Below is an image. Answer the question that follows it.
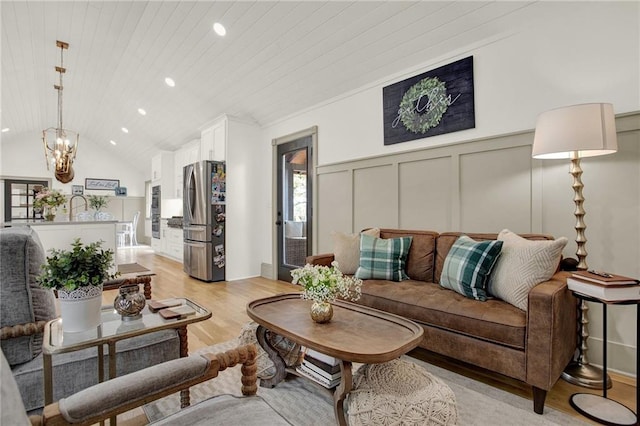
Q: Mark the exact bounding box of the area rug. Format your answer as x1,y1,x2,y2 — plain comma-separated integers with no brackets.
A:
117,263,151,274
144,339,588,425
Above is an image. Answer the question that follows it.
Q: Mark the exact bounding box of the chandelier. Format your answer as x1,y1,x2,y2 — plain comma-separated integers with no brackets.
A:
42,40,79,183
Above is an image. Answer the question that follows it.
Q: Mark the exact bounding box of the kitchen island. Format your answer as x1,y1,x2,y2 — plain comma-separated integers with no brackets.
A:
2,220,119,267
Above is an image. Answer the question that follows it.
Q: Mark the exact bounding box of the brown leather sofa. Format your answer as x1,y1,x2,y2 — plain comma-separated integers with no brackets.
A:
307,229,577,415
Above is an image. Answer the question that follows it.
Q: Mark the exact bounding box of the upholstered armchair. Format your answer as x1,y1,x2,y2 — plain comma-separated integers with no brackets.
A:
0,227,180,414
1,344,290,426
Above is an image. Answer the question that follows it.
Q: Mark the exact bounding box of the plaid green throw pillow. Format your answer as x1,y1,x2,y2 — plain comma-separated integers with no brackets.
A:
355,234,413,281
440,235,503,301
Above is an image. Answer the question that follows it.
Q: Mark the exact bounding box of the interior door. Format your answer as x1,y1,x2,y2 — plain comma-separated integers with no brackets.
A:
276,136,313,282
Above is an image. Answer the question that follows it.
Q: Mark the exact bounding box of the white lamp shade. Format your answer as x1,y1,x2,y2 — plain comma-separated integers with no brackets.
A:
532,103,618,159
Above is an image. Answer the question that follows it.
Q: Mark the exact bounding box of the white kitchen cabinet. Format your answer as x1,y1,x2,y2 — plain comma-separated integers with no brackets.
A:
151,151,175,199
151,236,162,252
157,220,183,262
165,227,183,262
200,119,226,162
151,155,161,181
174,140,200,199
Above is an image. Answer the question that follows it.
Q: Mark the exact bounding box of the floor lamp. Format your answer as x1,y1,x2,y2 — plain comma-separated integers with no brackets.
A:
532,103,618,389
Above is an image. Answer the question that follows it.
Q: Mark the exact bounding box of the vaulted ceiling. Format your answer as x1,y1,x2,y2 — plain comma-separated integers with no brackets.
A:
1,1,540,165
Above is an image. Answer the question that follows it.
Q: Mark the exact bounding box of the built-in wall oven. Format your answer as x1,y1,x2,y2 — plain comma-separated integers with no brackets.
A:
151,185,160,238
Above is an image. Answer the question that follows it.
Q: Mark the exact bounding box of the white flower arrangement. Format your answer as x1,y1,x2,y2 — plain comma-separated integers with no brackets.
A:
33,187,66,209
291,261,362,303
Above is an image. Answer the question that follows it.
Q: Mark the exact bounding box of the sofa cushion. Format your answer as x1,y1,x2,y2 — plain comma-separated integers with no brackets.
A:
439,236,503,301
0,227,57,367
355,234,412,281
488,229,568,311
331,228,380,274
379,229,438,282
356,280,526,350
435,232,554,284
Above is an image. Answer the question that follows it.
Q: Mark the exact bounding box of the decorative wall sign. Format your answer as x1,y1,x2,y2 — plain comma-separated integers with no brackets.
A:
383,56,475,145
85,178,120,190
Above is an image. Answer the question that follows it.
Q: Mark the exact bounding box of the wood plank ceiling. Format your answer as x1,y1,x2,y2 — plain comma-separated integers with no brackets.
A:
1,1,539,165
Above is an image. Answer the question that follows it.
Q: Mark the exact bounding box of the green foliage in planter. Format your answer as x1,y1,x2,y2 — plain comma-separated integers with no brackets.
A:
88,195,108,211
37,239,119,291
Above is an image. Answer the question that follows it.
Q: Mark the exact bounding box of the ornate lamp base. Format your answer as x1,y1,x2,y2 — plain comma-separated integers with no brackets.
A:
562,361,612,389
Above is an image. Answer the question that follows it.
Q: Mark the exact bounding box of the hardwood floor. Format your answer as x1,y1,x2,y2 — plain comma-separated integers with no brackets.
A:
111,246,636,425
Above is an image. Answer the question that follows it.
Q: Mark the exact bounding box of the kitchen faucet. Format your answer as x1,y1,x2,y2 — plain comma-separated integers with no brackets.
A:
69,195,88,220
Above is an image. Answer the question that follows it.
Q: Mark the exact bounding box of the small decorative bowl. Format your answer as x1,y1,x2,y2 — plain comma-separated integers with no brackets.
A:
113,284,146,321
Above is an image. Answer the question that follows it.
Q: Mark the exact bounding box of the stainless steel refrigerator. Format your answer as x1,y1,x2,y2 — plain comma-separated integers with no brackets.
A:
183,160,225,282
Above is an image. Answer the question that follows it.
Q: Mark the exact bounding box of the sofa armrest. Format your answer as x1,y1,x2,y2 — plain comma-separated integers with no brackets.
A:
41,344,257,426
305,253,334,267
526,271,577,390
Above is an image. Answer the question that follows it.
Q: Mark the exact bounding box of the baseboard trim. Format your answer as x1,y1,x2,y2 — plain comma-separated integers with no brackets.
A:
261,262,273,279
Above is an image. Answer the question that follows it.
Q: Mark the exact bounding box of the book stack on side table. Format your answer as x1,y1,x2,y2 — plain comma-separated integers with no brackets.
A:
567,270,640,302
296,348,342,389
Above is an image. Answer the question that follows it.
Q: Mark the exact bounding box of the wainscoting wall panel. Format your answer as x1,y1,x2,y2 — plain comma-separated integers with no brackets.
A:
316,130,538,254
314,111,639,376
353,164,396,232
398,157,452,231
317,170,352,253
459,145,532,232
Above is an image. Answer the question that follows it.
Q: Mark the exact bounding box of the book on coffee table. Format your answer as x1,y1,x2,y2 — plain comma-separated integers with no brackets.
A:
302,359,341,380
148,298,183,312
159,305,197,320
295,364,341,388
304,354,341,375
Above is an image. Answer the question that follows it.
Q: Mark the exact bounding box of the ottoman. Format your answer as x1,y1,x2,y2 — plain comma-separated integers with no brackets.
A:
347,359,458,426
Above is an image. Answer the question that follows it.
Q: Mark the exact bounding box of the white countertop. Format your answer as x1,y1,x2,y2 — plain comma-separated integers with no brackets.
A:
2,220,118,227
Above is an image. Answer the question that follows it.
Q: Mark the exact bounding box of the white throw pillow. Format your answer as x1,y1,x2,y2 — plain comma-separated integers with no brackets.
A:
488,229,568,311
331,228,380,274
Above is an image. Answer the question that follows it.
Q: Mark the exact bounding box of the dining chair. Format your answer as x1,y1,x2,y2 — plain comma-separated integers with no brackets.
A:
116,211,140,247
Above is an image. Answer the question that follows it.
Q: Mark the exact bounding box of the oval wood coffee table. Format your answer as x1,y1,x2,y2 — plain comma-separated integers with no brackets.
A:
247,293,424,426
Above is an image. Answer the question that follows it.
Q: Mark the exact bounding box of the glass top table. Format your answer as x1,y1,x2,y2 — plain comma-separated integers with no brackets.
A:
42,298,211,409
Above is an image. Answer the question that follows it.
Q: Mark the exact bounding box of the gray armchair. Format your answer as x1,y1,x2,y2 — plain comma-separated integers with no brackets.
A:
0,227,180,414
1,344,289,426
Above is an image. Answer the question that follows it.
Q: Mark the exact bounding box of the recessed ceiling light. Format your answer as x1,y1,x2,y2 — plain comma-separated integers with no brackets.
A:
110,140,117,146
121,127,129,133
138,108,147,116
213,22,226,36
1,128,9,133
165,77,175,87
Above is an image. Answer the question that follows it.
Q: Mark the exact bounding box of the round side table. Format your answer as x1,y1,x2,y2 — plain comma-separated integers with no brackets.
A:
568,293,638,426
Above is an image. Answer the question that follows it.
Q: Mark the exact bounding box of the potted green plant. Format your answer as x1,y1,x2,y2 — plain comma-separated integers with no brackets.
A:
37,239,119,332
33,187,67,221
290,261,362,323
88,195,109,220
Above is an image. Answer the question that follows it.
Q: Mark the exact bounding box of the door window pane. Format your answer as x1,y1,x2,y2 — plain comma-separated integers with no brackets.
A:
282,148,308,267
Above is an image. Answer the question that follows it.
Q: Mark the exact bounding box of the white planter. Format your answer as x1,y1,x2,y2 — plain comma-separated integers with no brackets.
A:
57,284,103,333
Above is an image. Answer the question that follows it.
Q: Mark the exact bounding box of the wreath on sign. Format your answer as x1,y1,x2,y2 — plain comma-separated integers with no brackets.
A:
399,77,449,134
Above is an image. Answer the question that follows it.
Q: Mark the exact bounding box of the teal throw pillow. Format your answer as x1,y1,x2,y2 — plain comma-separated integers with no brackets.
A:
440,235,503,301
355,234,413,282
